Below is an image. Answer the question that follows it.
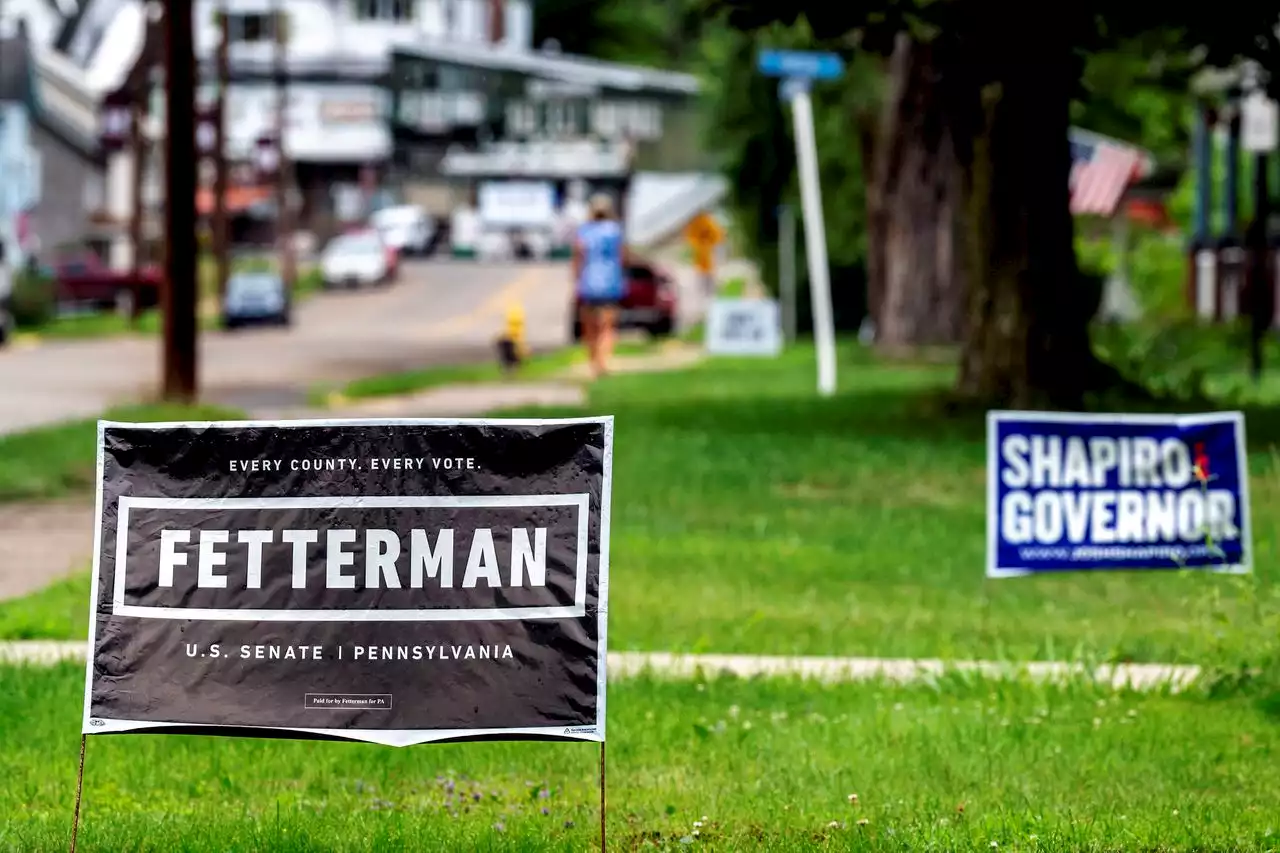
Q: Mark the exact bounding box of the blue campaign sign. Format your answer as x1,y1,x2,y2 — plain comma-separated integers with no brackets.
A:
986,411,1251,578
757,50,844,81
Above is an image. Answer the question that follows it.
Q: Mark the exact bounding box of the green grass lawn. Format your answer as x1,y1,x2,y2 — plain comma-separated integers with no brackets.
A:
4,664,1280,852
0,403,243,503
29,309,221,341
0,575,87,640
9,337,1280,850
7,343,1280,673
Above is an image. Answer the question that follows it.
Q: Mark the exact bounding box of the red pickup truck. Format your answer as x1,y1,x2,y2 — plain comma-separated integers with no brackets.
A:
48,252,165,314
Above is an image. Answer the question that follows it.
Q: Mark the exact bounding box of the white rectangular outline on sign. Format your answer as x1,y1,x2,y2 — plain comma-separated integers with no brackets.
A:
111,493,591,622
82,415,614,746
985,410,1252,579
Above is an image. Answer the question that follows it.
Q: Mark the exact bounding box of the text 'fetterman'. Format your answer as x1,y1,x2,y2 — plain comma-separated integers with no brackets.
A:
154,527,550,590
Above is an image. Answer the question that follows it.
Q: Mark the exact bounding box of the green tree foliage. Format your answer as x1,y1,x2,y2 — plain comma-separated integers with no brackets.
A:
531,0,707,67
705,0,1280,406
1073,30,1200,168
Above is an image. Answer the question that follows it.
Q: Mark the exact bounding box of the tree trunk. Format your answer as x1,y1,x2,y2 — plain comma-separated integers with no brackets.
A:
873,34,968,351
956,32,1113,408
859,112,885,330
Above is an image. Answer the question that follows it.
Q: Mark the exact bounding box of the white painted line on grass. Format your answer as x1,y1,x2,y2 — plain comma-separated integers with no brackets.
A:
610,651,1201,692
0,642,1201,691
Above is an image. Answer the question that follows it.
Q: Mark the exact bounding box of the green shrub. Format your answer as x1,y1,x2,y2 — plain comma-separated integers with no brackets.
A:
1076,228,1188,320
9,269,56,328
1127,231,1188,318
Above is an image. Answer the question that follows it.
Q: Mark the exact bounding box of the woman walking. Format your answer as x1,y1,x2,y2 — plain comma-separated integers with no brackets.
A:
572,193,628,378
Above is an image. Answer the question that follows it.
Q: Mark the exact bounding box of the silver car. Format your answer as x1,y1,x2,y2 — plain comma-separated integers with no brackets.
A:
222,271,290,330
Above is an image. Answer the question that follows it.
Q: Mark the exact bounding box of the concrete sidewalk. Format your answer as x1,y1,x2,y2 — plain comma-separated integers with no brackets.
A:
0,641,1201,692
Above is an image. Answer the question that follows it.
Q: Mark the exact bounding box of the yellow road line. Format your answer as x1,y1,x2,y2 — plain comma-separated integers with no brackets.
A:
417,266,554,339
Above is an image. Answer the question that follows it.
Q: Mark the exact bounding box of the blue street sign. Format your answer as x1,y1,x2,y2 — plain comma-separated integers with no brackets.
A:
757,50,844,81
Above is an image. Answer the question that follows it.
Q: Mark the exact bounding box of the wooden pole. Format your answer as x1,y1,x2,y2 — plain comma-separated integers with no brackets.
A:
214,8,230,302
598,741,607,853
127,99,146,325
161,0,198,400
488,0,505,44
67,735,87,853
274,0,295,293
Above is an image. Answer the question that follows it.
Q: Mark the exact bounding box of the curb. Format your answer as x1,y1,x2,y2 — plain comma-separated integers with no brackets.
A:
0,642,1201,691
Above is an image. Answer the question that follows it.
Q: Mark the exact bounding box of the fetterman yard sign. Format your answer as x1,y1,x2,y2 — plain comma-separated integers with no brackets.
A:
81,416,613,746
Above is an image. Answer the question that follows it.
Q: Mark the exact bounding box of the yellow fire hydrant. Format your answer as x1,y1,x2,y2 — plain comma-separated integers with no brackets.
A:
496,301,528,374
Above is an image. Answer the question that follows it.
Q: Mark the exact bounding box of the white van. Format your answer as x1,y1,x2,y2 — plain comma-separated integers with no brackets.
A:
369,205,437,257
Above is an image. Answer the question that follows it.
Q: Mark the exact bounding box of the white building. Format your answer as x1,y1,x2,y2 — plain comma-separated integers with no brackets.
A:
3,0,532,263
3,0,722,265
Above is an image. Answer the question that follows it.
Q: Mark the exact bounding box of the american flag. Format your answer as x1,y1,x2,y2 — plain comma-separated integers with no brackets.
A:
1068,129,1150,217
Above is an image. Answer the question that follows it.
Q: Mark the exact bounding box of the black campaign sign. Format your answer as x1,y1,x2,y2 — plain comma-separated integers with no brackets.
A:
83,417,613,747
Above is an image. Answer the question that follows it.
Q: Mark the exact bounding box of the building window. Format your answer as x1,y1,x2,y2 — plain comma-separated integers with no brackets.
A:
228,13,279,43
353,0,416,20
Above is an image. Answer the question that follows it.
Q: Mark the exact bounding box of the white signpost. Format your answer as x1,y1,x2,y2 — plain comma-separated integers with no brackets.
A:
777,203,797,344
705,298,784,357
757,49,844,396
1242,90,1278,153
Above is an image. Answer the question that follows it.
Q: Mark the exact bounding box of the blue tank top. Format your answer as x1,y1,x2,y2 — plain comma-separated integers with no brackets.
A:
576,220,625,301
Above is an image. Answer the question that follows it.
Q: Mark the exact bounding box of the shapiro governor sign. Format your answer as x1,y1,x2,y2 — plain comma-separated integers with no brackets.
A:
82,416,614,747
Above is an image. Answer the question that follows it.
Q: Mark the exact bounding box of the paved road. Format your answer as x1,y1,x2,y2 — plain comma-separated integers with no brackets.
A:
0,260,575,434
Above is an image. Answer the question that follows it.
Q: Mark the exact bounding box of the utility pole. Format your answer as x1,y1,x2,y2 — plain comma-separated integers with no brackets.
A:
127,97,146,325
161,0,198,401
274,0,295,293
214,7,230,301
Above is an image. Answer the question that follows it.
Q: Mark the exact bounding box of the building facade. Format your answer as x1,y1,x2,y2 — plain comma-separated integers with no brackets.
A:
7,0,535,260
386,41,706,217
6,0,714,263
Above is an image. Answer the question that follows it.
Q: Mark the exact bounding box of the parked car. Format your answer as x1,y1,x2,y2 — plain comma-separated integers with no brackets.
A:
571,259,677,340
369,205,438,257
48,250,164,315
343,225,399,281
222,271,290,330
319,231,390,289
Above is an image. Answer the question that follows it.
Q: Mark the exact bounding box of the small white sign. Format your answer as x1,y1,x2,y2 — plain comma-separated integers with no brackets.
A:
705,298,783,357
478,181,556,229
1242,91,1278,152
